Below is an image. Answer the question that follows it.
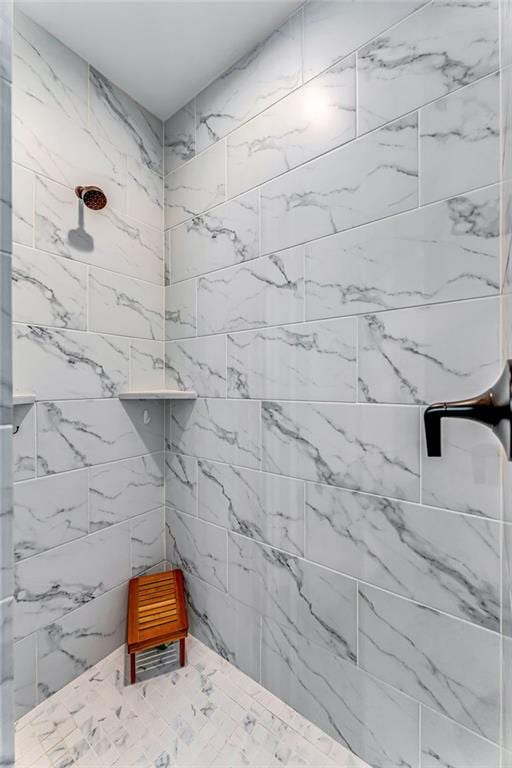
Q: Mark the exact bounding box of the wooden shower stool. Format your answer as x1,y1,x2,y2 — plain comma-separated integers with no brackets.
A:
127,569,188,684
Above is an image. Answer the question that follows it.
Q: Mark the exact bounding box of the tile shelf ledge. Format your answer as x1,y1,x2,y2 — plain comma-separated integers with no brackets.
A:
13,394,36,406
118,390,197,400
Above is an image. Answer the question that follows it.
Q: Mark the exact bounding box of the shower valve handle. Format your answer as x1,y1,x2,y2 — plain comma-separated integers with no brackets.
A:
424,360,512,460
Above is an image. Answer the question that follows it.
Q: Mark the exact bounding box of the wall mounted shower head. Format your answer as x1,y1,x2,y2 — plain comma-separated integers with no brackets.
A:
75,185,107,210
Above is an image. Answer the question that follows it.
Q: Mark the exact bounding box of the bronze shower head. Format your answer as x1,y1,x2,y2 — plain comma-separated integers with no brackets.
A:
75,185,107,210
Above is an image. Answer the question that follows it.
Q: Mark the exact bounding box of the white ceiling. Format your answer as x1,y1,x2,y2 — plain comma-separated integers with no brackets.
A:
17,0,303,120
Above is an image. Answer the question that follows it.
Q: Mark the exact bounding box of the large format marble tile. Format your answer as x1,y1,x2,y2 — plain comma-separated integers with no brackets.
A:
261,618,419,768
36,399,164,475
228,317,356,401
14,10,87,126
166,507,227,591
0,253,11,428
185,573,260,682
164,141,225,228
0,598,14,767
357,0,499,133
421,418,500,518
13,325,129,399
164,100,195,174
14,633,36,720
305,186,500,320
0,0,12,83
35,177,163,286
12,245,86,329
89,67,162,175
302,0,425,82
13,470,88,561
197,248,304,335
227,56,356,198
262,401,419,501
358,298,500,405
12,403,35,482
166,335,226,398
88,267,163,340
420,73,500,205
0,76,11,259
0,427,12,601
129,339,164,391
12,164,33,247
131,508,165,577
421,708,500,768
195,12,301,152
229,532,356,660
305,483,500,630
358,585,500,741
14,91,127,214
14,522,130,640
170,399,261,470
198,460,304,555
165,280,196,340
36,583,127,701
127,158,162,230
169,190,259,283
260,115,418,254
165,452,197,517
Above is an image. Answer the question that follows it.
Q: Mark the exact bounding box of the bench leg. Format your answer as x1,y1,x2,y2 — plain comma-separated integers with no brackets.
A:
130,652,136,684
179,638,186,667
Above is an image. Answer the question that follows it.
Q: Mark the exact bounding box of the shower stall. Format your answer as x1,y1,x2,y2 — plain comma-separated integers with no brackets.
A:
1,0,512,765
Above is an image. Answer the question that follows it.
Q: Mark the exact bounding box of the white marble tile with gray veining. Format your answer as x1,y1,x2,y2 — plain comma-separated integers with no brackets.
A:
0,253,11,428
262,401,419,501
0,0,12,83
88,267,163,340
89,452,164,531
306,186,500,321
305,483,499,630
127,158,163,230
169,190,259,283
302,0,425,82
420,73,500,205
195,12,301,152
260,115,418,254
164,100,195,174
13,470,88,561
13,324,129,400
131,508,165,577
12,404,35,482
164,141,225,229
35,177,163,285
166,335,226,397
358,298,500,405
228,317,356,401
197,248,304,335
421,418,501,518
421,708,500,768
36,399,164,475
89,66,162,174
165,280,196,340
12,164,33,247
14,633,36,720
357,0,499,134
358,585,500,741
198,460,304,555
165,452,197,516
261,618,419,768
227,56,356,198
14,522,130,641
0,597,14,766
37,584,127,701
166,507,227,591
229,532,356,660
0,76,11,262
14,10,88,125
170,398,261,470
12,244,86,330
129,339,164,391
0,427,12,601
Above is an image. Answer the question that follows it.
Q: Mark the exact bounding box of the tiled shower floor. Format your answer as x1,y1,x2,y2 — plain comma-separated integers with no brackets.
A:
15,637,368,768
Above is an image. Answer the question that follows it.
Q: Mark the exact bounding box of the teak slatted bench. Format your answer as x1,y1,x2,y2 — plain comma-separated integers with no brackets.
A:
127,569,188,684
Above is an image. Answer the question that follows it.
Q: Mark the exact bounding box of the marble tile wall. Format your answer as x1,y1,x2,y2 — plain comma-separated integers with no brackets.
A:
11,10,166,720
163,1,510,766
0,1,14,764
